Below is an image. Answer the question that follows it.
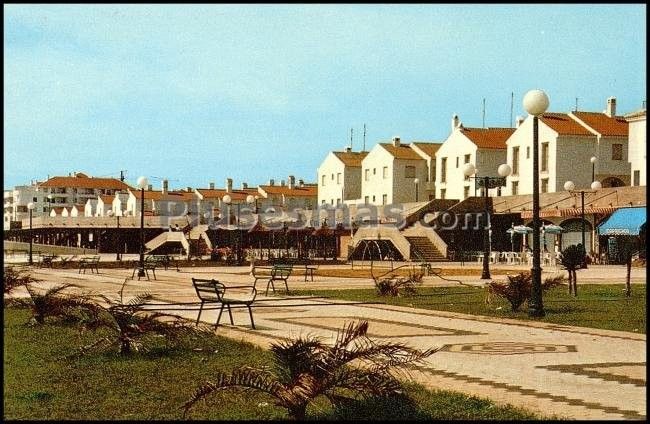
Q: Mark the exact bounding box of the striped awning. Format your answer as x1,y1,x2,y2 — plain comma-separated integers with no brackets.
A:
521,206,618,219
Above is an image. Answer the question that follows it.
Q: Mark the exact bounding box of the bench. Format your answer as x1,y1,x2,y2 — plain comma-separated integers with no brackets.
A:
192,278,256,329
270,258,317,282
78,256,100,274
252,264,293,296
131,257,158,280
38,253,58,268
150,254,180,271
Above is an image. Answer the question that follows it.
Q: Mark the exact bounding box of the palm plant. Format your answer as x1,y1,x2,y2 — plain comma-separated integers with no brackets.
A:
16,283,100,325
560,245,585,296
372,265,424,297
3,266,40,296
183,320,437,420
486,272,566,311
76,279,215,356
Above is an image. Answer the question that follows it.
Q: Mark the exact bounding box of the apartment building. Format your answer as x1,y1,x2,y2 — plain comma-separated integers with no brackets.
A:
625,106,646,187
317,148,368,206
435,115,515,200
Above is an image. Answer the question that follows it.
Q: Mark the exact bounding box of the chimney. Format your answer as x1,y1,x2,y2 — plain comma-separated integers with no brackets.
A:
269,179,275,186
288,175,295,189
452,114,460,131
281,179,286,186
186,186,191,192
162,179,168,194
516,115,524,128
606,97,616,117
226,178,233,193
345,146,352,153
392,136,401,147
147,184,152,191
242,182,248,189
209,182,215,190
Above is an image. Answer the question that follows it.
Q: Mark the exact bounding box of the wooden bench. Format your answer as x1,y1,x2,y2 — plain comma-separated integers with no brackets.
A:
150,254,179,271
192,278,256,329
271,258,317,282
78,256,100,274
252,264,293,296
38,253,58,269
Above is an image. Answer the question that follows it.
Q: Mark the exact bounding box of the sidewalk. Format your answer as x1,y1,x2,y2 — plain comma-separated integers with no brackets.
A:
22,265,648,420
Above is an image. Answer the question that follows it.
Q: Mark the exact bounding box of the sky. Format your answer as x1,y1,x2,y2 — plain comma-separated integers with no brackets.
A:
4,4,646,191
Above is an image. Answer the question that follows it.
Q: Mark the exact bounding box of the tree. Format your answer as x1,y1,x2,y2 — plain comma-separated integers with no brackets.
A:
560,245,584,297
183,320,437,420
615,236,640,297
15,282,100,325
486,272,565,311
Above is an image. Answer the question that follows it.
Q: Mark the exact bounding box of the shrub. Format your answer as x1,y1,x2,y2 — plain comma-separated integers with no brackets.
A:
374,271,423,297
486,272,566,312
3,266,40,296
183,320,437,420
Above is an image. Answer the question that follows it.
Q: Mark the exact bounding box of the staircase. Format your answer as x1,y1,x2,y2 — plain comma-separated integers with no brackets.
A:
406,236,448,262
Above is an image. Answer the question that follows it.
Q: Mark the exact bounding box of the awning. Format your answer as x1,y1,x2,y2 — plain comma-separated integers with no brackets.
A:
521,206,618,219
598,207,646,236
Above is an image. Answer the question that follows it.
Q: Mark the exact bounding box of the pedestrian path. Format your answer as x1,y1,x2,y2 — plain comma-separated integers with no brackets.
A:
24,266,647,420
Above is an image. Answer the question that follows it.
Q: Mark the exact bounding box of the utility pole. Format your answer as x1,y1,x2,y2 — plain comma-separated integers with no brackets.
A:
363,124,366,152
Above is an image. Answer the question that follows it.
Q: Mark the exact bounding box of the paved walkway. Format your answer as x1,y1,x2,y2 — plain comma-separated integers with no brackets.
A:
21,265,647,420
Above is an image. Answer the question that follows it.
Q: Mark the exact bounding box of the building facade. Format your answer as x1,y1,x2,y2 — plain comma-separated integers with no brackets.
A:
625,106,646,187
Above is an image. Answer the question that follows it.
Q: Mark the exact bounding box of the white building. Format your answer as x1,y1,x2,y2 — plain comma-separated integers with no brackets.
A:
625,106,646,187
435,115,515,200
37,172,132,210
258,176,317,211
410,141,443,200
3,183,47,230
360,137,429,205
317,149,368,206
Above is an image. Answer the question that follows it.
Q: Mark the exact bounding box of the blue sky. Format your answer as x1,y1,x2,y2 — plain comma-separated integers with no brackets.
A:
4,4,646,190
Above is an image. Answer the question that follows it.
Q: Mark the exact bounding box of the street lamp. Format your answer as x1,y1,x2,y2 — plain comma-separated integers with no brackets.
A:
414,178,419,202
27,201,35,265
462,162,511,279
523,89,550,317
136,176,148,277
47,194,53,215
564,180,601,268
107,210,121,260
590,156,597,183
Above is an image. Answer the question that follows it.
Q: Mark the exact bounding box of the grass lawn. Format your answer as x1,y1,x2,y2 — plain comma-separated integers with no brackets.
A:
290,284,646,334
4,307,543,420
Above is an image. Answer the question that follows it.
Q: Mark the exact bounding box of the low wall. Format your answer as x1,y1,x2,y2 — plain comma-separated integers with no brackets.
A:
4,240,98,255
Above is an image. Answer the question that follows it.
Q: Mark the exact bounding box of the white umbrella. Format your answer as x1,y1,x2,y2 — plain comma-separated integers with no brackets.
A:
542,224,564,234
506,225,533,234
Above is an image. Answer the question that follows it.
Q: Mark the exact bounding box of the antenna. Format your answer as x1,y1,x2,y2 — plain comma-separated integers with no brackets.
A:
350,127,353,150
482,98,486,128
575,97,578,112
363,124,366,152
120,170,126,182
510,92,514,127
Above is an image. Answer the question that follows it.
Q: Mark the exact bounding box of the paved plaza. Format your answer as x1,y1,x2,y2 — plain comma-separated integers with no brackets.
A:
14,263,648,420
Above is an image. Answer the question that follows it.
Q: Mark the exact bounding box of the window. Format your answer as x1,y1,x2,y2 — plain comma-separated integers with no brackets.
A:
634,170,640,186
405,166,416,178
373,168,376,175
33,197,37,202
526,146,530,159
321,200,326,205
331,173,334,181
541,143,549,172
372,195,376,203
364,196,369,204
440,158,447,183
541,178,548,193
463,186,469,199
612,143,623,160
382,166,388,179
382,194,387,205
321,175,326,186
336,173,341,184
336,198,341,205
331,199,334,205
42,207,46,212
364,169,369,181
440,189,446,199
512,181,519,195
512,146,519,175
456,157,459,168
464,154,470,164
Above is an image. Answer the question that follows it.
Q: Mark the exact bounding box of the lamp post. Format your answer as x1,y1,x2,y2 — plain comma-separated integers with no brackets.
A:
462,162,511,279
27,201,35,265
564,180,602,268
136,176,148,277
414,178,419,202
523,89,550,317
223,194,256,265
590,156,597,183
107,210,121,261
47,194,53,215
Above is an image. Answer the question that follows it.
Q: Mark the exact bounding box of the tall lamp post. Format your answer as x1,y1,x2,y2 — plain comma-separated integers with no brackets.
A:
27,201,35,265
136,176,148,277
523,89,550,317
46,194,53,215
414,178,419,202
107,210,121,261
462,162,512,279
564,180,602,268
223,194,256,265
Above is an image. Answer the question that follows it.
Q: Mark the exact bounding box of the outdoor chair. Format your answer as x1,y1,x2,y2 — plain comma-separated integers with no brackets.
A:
78,256,100,274
191,278,256,329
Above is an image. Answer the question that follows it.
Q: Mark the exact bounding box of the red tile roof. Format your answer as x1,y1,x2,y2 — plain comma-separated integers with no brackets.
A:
379,143,425,160
195,189,253,201
40,175,132,190
539,113,593,136
411,142,443,158
332,151,368,167
131,189,195,202
98,195,113,204
571,112,628,137
259,185,317,197
460,127,515,149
